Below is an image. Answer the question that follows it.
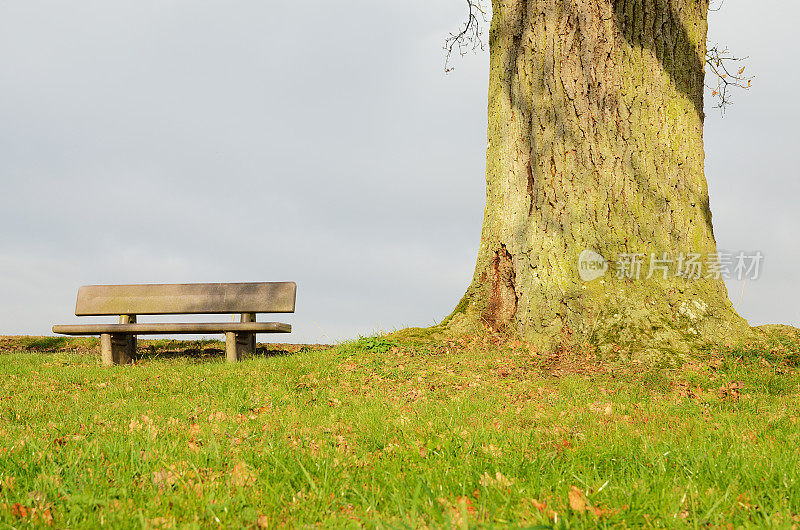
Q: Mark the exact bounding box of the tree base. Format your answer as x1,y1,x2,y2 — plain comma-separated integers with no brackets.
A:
441,276,759,366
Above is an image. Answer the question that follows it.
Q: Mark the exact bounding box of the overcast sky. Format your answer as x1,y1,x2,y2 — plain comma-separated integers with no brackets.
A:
1,1,797,343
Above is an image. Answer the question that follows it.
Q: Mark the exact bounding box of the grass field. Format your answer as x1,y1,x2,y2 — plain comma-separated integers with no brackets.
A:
1,331,799,528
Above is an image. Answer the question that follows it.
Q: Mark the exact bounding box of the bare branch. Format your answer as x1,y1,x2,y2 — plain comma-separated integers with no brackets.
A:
445,2,753,114
705,45,754,114
708,0,726,12
444,0,487,73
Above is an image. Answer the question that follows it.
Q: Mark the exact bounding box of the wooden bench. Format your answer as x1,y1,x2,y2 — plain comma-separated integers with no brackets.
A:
52,282,296,365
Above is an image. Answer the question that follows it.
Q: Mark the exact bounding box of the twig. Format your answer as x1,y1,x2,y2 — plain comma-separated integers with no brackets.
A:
444,0,487,73
706,45,754,114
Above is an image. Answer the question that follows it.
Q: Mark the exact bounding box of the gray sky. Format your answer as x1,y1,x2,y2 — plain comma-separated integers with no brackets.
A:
1,1,797,343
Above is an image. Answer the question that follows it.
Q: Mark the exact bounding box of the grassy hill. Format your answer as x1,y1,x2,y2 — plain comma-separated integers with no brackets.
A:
0,331,799,528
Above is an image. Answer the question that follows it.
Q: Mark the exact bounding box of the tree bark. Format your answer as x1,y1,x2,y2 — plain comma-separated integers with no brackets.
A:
446,0,754,361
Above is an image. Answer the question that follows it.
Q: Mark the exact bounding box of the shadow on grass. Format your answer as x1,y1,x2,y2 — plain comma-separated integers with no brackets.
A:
134,342,331,363
0,336,331,363
0,335,99,354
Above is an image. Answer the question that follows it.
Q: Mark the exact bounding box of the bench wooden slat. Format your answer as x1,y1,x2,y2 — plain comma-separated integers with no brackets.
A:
52,322,291,336
74,282,296,316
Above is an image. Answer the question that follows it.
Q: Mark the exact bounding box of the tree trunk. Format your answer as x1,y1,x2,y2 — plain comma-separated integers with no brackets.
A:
445,0,754,361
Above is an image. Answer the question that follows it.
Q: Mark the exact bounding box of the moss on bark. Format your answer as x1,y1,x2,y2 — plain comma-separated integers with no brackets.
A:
446,0,757,358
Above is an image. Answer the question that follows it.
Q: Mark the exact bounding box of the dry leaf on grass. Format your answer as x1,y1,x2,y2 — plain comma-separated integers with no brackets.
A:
719,381,743,402
479,471,514,488
148,516,172,528
41,507,54,525
0,476,15,491
568,486,587,512
438,496,478,527
152,469,179,489
230,462,256,487
675,381,704,399
530,498,547,511
11,503,29,519
590,505,619,517
567,486,622,518
6,501,54,525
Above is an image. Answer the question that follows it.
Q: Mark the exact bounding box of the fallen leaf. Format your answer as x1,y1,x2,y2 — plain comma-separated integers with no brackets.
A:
590,505,619,518
230,462,256,487
479,471,514,488
438,496,477,527
11,503,29,519
456,496,476,516
149,516,171,528
719,381,743,402
568,486,587,512
0,476,15,491
152,469,178,489
41,507,54,525
531,499,547,511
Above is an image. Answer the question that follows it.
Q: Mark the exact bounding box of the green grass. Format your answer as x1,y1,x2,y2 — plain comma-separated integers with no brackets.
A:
1,334,800,528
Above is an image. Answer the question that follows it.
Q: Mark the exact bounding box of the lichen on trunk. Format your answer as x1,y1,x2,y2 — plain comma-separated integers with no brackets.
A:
445,0,755,361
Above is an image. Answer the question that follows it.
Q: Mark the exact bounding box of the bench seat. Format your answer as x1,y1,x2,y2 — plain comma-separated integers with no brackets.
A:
53,282,296,365
52,322,291,335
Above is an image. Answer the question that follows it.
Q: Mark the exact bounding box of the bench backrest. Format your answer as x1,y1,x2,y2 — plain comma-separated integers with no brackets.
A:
74,282,296,316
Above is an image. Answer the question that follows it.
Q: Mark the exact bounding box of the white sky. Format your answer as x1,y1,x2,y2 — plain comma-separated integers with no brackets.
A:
0,0,797,343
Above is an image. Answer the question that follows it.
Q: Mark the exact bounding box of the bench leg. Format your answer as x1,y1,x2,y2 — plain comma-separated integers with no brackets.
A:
120,315,137,361
225,332,255,362
240,313,256,353
100,333,134,366
244,333,256,353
